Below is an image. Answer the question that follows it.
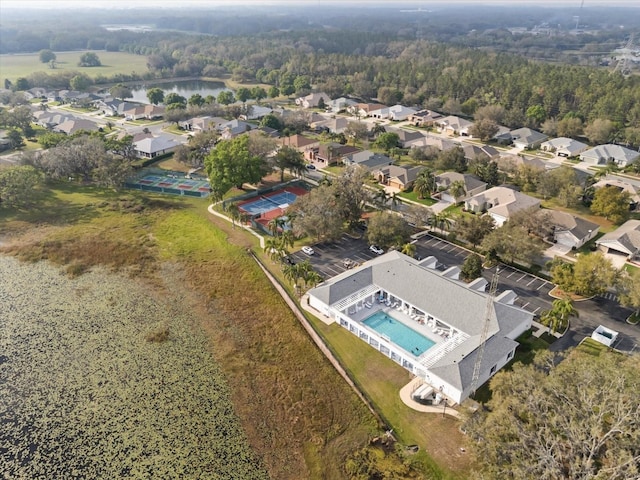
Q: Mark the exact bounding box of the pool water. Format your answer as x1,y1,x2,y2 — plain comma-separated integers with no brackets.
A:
363,311,435,356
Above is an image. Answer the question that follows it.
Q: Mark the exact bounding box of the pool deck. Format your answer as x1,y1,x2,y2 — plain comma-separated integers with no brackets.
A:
301,294,459,416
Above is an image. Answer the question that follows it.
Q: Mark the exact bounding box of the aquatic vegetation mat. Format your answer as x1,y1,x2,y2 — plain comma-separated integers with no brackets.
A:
0,257,268,479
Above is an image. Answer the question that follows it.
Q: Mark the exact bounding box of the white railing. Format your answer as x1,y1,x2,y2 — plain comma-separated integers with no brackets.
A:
419,333,469,369
332,284,379,312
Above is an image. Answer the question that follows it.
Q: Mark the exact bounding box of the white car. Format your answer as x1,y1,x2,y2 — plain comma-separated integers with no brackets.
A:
369,245,384,255
301,246,315,255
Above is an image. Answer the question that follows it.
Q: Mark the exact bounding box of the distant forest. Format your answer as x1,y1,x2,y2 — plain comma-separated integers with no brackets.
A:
2,5,640,144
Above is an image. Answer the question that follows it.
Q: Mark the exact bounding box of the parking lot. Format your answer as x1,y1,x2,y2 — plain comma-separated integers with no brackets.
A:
290,231,638,352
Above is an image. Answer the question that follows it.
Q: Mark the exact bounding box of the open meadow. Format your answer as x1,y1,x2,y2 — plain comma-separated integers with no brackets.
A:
0,51,149,83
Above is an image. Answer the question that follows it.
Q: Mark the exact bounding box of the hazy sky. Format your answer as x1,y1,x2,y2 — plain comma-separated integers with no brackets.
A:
2,0,639,8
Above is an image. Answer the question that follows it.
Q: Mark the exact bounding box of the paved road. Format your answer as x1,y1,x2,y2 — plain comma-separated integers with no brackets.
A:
293,232,639,353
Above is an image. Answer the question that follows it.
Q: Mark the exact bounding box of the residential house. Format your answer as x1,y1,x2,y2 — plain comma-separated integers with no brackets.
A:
579,144,640,167
54,118,100,135
372,165,423,191
465,186,541,226
510,128,548,150
384,127,425,148
218,119,256,139
34,112,74,129
493,125,513,144
540,137,589,157
495,153,550,173
369,105,418,122
343,150,393,172
180,116,226,132
133,134,180,159
544,210,599,249
307,250,533,404
437,116,474,137
279,134,320,156
309,143,360,166
295,92,331,109
257,126,280,138
596,219,640,265
241,105,272,120
348,103,388,118
123,105,147,121
328,97,358,113
405,134,458,152
435,172,487,204
408,109,444,127
143,104,165,120
463,144,500,161
592,179,640,211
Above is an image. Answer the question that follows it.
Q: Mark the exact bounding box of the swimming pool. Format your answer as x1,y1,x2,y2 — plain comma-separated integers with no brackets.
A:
363,311,435,356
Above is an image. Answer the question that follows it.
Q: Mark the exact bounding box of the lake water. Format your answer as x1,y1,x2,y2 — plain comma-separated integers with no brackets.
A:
126,80,232,104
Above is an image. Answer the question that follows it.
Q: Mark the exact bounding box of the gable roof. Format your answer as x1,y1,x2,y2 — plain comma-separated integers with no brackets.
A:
462,144,499,160
581,144,640,166
384,127,424,144
592,179,640,204
438,115,473,131
344,150,393,170
596,220,640,255
54,118,99,134
467,186,540,217
436,172,487,192
405,134,457,151
540,137,588,154
510,128,548,145
374,165,423,185
544,210,599,240
280,134,318,149
133,134,179,154
309,251,532,395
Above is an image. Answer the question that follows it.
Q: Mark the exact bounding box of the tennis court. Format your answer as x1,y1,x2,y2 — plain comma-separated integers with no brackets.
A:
125,170,211,197
238,188,303,216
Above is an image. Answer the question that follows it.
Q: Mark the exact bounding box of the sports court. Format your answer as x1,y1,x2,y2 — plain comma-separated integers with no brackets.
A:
237,186,308,231
125,169,211,197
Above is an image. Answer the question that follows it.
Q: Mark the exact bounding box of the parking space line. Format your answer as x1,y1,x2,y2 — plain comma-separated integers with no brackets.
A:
521,302,530,309
536,282,547,291
526,278,537,287
447,246,458,253
517,274,527,282
506,270,516,278
532,307,540,314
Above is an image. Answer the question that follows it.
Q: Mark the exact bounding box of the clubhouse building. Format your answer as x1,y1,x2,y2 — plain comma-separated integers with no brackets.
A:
307,251,533,404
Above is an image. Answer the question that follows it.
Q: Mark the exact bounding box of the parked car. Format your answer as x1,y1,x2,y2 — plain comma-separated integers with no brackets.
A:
283,256,296,265
369,245,384,255
342,258,354,268
306,164,316,170
302,246,315,255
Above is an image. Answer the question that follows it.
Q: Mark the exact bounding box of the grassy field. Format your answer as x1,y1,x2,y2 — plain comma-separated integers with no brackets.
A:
0,51,149,83
1,184,423,479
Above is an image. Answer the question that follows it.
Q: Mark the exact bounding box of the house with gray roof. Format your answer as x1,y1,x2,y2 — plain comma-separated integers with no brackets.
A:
328,97,358,113
218,119,256,139
437,116,474,136
405,134,458,152
540,137,588,157
465,186,541,226
343,150,393,172
463,144,499,161
408,109,444,127
596,220,640,265
307,251,533,404
580,144,640,167
436,172,487,204
295,92,331,109
384,127,425,148
544,210,599,249
133,134,180,159
369,105,418,122
592,178,640,211
53,118,100,135
372,165,423,191
510,128,548,150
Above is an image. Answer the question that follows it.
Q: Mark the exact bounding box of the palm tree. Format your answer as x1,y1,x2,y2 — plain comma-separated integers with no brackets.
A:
226,203,241,228
449,180,466,203
401,242,417,258
263,238,283,262
279,230,295,251
434,211,453,232
540,297,578,334
414,168,435,199
372,189,389,209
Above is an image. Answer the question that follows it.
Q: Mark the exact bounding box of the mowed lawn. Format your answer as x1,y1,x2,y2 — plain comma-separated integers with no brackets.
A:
0,51,149,83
